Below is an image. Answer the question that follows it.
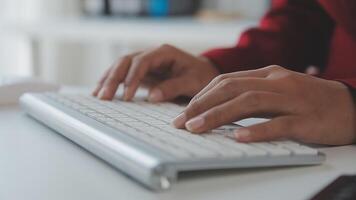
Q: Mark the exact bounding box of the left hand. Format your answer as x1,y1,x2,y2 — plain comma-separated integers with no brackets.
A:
173,65,356,145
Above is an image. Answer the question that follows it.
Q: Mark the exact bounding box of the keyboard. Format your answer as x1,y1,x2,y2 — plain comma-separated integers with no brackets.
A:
20,93,325,191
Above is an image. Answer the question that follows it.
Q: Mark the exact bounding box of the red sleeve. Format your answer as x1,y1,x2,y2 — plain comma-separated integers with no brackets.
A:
340,79,356,88
202,0,334,74
319,0,356,36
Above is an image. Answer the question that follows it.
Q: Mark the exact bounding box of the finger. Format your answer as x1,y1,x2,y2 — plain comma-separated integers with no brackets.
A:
183,91,293,133
123,45,175,101
92,67,112,96
174,78,278,128
191,68,270,103
148,76,191,102
98,54,136,100
235,116,297,142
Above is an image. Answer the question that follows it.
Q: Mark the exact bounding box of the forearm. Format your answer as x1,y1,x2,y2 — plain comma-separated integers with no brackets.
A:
338,79,356,142
338,79,356,101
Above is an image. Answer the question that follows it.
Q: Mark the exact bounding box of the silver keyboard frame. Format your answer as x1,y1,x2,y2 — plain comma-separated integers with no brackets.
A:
20,93,326,191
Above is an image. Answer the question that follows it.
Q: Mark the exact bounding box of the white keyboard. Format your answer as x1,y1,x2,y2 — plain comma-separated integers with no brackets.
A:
20,93,325,190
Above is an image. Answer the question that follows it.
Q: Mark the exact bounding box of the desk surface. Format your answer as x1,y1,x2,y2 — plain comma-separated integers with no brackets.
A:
1,104,355,200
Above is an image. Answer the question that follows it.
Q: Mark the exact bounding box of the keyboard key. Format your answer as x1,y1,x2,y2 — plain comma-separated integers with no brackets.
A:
251,143,291,156
284,145,318,156
203,134,267,157
47,94,320,161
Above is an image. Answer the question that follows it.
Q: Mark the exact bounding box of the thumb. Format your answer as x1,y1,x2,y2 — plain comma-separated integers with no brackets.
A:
235,117,296,142
148,77,190,102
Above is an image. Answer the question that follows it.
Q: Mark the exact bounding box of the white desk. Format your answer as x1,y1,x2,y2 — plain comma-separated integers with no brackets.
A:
1,101,356,200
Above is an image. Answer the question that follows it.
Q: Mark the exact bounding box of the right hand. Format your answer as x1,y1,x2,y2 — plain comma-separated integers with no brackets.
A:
93,44,220,102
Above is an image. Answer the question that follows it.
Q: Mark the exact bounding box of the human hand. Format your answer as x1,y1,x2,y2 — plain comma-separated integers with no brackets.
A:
173,65,356,145
93,44,220,102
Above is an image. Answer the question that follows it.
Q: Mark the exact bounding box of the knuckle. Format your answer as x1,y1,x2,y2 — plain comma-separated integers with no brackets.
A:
121,55,132,62
278,72,300,89
131,55,152,73
160,44,175,51
265,65,285,72
132,54,147,64
214,74,229,83
115,55,132,67
268,69,301,91
218,78,235,90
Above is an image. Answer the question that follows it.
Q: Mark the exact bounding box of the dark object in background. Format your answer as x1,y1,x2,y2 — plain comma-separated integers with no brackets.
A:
82,0,201,17
310,175,356,200
82,0,110,16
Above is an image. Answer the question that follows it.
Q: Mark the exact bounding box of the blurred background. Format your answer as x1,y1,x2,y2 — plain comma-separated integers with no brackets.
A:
0,0,270,86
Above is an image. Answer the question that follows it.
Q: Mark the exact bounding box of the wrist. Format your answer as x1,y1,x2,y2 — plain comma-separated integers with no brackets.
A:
340,82,356,143
198,56,221,76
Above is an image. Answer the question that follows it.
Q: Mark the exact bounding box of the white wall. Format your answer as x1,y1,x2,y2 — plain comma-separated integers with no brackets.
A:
0,34,32,77
203,0,269,19
0,0,268,84
0,0,30,77
0,0,82,78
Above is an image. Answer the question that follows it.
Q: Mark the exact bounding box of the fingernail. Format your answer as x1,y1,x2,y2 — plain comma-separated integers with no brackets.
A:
185,117,205,132
173,113,186,128
148,89,163,102
235,129,251,141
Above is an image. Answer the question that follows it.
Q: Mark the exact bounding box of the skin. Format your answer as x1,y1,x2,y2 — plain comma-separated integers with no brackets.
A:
93,44,219,102
173,65,356,145
94,45,356,145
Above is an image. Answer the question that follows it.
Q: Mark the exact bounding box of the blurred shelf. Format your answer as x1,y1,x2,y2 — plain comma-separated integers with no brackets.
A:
0,17,257,85
1,17,256,47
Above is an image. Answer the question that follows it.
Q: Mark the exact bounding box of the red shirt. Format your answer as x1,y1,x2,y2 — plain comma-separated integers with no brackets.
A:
203,0,356,93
